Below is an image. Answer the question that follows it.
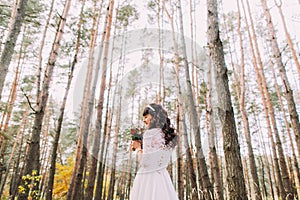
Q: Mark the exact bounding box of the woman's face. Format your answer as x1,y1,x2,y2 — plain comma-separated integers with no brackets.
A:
143,114,152,127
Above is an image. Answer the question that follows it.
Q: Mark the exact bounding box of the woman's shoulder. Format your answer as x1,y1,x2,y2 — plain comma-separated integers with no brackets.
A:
143,128,162,138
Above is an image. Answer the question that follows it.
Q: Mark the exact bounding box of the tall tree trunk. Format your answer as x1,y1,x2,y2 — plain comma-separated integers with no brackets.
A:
89,1,114,199
18,0,71,199
107,101,121,200
178,0,214,199
206,58,224,200
235,1,262,199
241,0,286,198
0,25,24,155
10,113,32,199
71,0,107,199
39,108,52,197
206,0,247,199
175,104,184,200
255,110,276,200
66,0,99,199
45,2,82,197
162,2,199,199
0,106,29,198
261,0,300,172
246,0,294,198
271,64,300,199
157,0,165,104
0,0,28,100
84,1,108,199
36,0,55,101
274,0,300,77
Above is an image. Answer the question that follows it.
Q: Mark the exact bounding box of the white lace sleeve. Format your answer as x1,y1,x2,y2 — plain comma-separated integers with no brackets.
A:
137,128,172,174
143,129,164,154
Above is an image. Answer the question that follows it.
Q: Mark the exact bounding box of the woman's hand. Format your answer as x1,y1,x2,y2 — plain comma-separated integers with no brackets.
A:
131,140,142,153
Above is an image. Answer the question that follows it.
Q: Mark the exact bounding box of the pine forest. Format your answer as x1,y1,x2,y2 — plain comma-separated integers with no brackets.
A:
0,0,299,199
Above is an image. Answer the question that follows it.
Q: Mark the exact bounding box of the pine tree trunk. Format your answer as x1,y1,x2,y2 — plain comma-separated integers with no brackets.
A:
271,65,300,199
274,0,300,77
0,106,28,197
10,112,31,199
255,109,276,200
235,1,262,199
0,27,23,155
207,0,247,199
39,109,51,197
178,0,214,199
92,1,114,199
108,103,121,200
242,158,251,199
45,11,80,198
0,0,28,100
17,0,71,199
175,105,184,200
66,0,99,198
241,0,287,198
71,0,106,199
162,2,200,199
157,0,165,104
206,58,224,200
84,1,110,199
261,0,300,173
36,0,55,100
246,0,294,198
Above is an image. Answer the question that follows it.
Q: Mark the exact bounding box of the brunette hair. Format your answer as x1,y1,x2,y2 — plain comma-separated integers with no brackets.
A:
143,103,177,148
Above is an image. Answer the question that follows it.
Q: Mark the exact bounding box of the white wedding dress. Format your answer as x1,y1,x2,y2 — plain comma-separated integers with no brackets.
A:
130,128,179,200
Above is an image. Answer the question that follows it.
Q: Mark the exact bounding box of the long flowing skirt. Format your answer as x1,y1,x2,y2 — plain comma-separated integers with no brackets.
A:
130,168,179,200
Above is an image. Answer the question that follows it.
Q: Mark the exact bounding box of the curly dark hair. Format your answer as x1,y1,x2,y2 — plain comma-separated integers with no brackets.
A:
143,103,178,148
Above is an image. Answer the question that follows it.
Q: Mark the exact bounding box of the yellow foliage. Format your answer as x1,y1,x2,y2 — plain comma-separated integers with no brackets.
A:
53,156,74,199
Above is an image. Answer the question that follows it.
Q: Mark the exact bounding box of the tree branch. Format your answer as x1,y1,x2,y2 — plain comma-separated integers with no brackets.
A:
20,87,37,114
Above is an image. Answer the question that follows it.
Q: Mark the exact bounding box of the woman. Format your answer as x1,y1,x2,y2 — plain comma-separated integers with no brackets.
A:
130,103,179,200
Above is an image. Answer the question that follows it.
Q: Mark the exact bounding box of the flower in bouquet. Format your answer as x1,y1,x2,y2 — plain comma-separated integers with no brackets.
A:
130,127,144,151
130,127,144,141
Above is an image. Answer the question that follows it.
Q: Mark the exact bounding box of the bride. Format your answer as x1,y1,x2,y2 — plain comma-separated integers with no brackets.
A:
130,103,179,200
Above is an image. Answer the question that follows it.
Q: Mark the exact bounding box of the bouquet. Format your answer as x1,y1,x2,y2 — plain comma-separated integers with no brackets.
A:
130,128,143,141
130,128,143,151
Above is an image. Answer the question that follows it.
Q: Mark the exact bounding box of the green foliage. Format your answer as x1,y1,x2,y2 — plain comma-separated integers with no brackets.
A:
24,0,45,27
147,1,156,10
116,4,139,27
198,82,207,109
0,3,11,29
21,75,36,92
269,90,280,110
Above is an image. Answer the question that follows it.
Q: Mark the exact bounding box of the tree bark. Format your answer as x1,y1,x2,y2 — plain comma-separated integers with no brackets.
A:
271,64,300,199
207,0,247,199
45,1,82,197
245,0,295,198
206,58,224,200
36,0,55,102
84,1,110,199
178,0,214,199
261,0,300,174
0,106,29,198
241,0,287,198
235,1,262,199
162,2,200,199
66,0,100,199
0,0,28,100
18,0,71,199
274,0,300,77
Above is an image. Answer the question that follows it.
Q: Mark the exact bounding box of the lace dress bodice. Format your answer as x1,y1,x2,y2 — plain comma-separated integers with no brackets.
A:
137,128,172,174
